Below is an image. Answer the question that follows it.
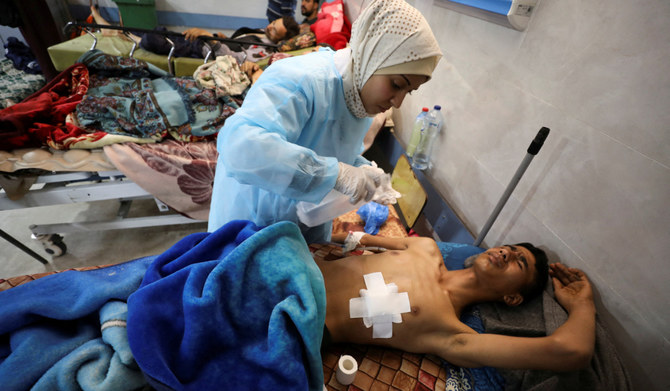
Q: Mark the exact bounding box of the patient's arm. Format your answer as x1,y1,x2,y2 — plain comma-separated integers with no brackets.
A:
437,264,596,371
183,27,219,41
331,231,436,252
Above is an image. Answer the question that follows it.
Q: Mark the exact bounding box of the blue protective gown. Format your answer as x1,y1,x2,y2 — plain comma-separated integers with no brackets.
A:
208,48,373,243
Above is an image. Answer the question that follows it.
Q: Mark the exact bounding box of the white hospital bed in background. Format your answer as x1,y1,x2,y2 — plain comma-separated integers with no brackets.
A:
0,147,202,261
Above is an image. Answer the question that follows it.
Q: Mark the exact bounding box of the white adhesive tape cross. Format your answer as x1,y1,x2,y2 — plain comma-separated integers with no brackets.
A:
349,272,411,338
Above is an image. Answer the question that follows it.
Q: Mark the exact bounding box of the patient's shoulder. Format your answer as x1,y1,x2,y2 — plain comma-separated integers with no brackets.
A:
408,237,441,255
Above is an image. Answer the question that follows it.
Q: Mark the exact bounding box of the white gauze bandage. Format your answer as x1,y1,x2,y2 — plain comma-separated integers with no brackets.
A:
349,272,411,338
343,231,366,252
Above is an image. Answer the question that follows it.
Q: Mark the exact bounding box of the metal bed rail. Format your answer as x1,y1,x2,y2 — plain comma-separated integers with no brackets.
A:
1,170,204,260
63,21,278,75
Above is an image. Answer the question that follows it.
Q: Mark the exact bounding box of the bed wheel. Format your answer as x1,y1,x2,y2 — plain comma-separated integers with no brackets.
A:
36,234,67,257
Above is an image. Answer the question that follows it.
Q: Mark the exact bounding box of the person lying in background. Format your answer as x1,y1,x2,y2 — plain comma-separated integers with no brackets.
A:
88,5,301,63
182,16,300,47
140,16,301,64
318,232,596,371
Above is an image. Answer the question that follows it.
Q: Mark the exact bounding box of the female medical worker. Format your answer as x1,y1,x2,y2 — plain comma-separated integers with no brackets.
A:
208,0,442,243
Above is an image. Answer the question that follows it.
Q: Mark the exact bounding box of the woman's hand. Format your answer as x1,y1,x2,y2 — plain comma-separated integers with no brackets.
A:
334,162,381,204
183,28,213,41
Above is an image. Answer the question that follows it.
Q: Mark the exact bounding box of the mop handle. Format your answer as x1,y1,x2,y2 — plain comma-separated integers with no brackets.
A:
473,127,550,247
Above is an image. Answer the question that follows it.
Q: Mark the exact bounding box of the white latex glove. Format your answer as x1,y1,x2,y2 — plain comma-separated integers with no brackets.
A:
343,231,366,252
334,162,380,204
358,162,386,184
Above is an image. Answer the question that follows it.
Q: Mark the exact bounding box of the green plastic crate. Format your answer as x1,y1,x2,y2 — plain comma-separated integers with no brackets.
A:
112,0,157,29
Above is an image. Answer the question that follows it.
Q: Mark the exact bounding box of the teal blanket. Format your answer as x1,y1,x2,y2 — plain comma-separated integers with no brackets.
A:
0,221,326,391
127,220,327,391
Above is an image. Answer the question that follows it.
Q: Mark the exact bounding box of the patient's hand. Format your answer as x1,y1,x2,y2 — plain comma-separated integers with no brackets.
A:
240,61,262,83
550,263,594,313
183,28,213,41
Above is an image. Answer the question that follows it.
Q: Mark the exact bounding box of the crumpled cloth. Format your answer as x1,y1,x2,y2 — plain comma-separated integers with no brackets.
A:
4,37,41,75
193,55,251,98
369,161,402,205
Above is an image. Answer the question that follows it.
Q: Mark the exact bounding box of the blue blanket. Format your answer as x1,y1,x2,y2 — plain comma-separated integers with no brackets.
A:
0,257,153,391
127,220,327,391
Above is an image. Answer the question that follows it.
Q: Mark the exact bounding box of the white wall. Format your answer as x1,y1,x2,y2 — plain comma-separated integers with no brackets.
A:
395,1,669,390
68,0,268,19
67,0,285,32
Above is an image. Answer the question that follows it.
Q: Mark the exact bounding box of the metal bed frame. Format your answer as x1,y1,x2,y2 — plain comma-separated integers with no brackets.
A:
0,170,203,263
63,21,278,76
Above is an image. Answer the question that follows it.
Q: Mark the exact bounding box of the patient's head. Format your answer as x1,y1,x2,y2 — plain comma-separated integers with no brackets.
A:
515,243,549,302
265,16,301,43
471,243,549,306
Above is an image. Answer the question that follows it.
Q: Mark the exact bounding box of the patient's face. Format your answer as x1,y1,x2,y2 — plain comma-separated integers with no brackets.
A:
474,245,537,297
360,74,428,115
265,18,287,43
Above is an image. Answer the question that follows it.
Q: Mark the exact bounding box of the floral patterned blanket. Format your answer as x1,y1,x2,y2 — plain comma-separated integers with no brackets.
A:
0,50,244,151
104,139,217,220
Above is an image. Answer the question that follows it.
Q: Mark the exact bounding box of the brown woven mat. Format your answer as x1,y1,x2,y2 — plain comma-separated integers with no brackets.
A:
0,264,110,292
332,205,407,239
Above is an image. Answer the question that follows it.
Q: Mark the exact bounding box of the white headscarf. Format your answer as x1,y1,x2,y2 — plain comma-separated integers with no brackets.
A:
336,0,443,118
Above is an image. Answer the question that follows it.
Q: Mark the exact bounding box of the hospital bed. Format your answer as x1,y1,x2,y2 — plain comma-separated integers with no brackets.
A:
0,24,629,391
0,129,631,390
0,149,203,259
0,45,234,259
48,21,286,77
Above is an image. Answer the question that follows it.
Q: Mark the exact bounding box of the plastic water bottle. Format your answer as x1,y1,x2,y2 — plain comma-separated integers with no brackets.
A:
406,107,429,158
411,105,443,170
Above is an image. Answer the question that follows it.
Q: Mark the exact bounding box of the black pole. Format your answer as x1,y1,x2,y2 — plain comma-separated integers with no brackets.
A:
473,127,550,246
0,229,49,265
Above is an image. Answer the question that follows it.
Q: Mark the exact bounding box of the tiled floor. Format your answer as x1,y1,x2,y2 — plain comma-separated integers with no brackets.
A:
322,344,447,391
0,197,207,279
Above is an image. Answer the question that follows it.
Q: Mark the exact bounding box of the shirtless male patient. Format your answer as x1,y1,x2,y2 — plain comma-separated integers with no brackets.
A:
317,232,596,372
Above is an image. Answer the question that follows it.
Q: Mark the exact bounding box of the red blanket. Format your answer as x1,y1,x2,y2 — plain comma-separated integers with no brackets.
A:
310,0,351,50
0,63,90,150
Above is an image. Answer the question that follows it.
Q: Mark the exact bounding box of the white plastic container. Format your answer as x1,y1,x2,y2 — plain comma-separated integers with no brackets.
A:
296,190,365,227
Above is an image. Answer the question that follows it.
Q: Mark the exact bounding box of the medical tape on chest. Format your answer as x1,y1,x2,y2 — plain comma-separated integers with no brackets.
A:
349,272,411,338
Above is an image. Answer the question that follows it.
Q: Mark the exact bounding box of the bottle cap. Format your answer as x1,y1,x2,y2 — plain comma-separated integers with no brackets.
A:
433,105,441,110
422,107,429,111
